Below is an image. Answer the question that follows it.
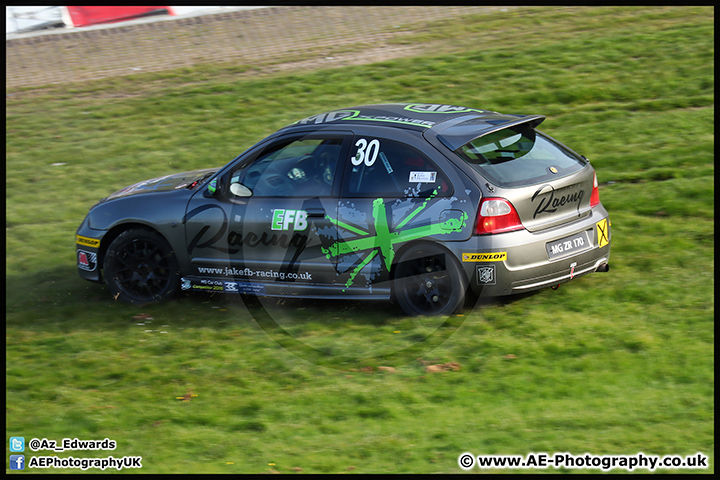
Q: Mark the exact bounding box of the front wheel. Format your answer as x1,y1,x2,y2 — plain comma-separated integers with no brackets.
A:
393,243,467,316
103,228,180,305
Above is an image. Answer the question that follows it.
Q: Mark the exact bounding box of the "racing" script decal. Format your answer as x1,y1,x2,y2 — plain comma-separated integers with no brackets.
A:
184,204,308,255
531,184,585,219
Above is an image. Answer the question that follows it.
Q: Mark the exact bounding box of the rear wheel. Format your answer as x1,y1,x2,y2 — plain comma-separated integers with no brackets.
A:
103,228,180,305
393,243,467,316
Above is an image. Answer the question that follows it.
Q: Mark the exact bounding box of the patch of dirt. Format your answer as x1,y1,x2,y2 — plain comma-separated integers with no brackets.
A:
265,44,425,74
7,6,504,91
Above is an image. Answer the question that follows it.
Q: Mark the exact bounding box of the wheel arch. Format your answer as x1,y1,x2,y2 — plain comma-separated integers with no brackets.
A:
98,222,166,269
390,240,461,282
390,239,475,315
101,223,182,305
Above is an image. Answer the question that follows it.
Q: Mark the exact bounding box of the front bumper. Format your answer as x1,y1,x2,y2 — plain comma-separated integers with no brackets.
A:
76,216,106,283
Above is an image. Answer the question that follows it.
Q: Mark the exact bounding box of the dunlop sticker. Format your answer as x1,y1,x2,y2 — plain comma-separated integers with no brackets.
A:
76,235,100,248
462,252,507,262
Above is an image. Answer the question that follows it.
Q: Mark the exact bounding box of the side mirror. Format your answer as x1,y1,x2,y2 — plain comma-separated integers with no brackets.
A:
230,183,252,197
204,179,219,197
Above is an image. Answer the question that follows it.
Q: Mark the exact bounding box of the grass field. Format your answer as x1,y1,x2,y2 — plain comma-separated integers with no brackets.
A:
6,6,714,474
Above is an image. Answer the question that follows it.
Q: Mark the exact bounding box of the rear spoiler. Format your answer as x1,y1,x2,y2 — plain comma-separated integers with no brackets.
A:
430,114,546,151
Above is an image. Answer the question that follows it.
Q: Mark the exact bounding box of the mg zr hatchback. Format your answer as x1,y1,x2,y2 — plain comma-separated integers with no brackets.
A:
76,103,611,316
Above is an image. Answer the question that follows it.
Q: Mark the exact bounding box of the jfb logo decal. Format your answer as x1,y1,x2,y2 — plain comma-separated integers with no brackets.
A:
271,209,308,231
77,250,98,272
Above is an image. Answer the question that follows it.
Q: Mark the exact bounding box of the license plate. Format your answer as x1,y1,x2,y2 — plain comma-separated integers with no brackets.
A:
546,231,591,260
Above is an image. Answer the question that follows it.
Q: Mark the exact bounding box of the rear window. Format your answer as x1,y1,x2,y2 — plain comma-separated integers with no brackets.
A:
455,126,587,187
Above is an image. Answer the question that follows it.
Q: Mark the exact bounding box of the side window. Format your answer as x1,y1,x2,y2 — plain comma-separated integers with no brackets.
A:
230,136,344,197
342,137,451,198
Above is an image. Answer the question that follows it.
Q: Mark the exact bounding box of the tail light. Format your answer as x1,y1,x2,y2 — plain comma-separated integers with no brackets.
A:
589,172,600,208
475,198,524,235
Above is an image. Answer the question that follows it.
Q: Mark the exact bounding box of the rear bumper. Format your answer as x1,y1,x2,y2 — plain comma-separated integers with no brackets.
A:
452,206,611,297
510,255,609,291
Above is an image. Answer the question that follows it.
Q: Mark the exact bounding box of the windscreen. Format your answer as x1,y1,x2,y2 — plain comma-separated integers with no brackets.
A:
455,126,587,188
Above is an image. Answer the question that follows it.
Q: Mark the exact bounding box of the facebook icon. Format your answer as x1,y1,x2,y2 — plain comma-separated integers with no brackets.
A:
10,454,25,470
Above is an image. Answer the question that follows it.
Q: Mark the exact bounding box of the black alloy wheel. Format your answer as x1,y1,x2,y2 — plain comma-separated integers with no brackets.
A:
393,243,467,316
103,228,180,305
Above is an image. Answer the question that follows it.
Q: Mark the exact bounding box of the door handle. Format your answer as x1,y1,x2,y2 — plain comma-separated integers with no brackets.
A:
306,208,325,217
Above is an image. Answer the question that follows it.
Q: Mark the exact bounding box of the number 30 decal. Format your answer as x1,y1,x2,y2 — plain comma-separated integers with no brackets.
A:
352,138,380,166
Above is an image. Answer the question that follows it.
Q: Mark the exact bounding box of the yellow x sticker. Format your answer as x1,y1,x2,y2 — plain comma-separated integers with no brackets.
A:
596,219,610,248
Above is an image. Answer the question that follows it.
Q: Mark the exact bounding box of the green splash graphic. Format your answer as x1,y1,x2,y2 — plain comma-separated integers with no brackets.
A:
321,192,468,288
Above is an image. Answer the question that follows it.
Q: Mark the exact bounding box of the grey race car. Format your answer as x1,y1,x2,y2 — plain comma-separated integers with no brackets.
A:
76,103,611,316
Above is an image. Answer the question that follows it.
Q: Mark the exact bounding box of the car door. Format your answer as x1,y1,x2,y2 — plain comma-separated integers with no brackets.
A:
331,129,466,294
184,132,351,295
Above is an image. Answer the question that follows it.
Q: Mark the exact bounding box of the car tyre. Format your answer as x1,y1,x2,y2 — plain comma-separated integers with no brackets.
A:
104,228,180,305
393,243,467,316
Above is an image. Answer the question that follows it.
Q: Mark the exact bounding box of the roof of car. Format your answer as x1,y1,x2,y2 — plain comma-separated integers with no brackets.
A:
284,103,545,149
